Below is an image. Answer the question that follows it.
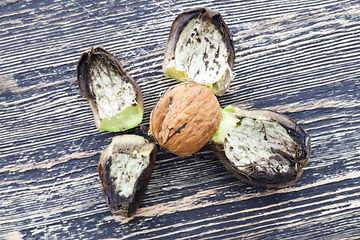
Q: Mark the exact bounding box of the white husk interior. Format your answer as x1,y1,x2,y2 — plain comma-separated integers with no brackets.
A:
172,18,231,84
109,151,150,198
224,117,299,174
89,60,137,119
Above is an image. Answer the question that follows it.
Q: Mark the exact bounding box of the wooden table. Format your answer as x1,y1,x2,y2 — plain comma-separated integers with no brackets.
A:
1,0,360,239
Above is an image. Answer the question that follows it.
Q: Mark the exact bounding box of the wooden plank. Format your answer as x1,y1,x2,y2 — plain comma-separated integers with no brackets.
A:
1,0,360,239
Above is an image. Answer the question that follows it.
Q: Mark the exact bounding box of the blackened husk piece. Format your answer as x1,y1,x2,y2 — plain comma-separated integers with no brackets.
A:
97,135,156,217
163,7,235,96
211,105,311,188
77,47,144,132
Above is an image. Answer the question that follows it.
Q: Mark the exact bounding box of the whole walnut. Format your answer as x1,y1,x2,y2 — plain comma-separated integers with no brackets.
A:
150,82,221,156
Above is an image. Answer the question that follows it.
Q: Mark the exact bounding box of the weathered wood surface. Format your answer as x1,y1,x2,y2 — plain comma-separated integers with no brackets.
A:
1,0,360,239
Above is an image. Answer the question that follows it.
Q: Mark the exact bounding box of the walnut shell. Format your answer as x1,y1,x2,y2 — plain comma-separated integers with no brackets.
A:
150,83,221,156
98,134,156,217
162,7,235,96
211,105,311,188
77,47,144,132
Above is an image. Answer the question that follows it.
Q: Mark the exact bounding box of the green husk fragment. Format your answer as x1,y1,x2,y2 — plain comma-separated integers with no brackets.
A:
211,105,238,144
99,105,143,132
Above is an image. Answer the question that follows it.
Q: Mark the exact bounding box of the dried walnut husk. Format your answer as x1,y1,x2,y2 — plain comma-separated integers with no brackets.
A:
211,105,311,188
98,134,156,217
150,82,221,157
77,47,144,132
163,7,235,96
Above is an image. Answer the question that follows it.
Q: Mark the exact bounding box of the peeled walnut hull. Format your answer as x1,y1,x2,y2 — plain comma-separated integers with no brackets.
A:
98,134,156,217
77,47,144,132
211,105,311,188
163,7,235,96
150,82,221,157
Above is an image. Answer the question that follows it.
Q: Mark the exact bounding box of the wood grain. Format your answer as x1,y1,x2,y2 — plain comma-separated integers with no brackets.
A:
1,0,360,239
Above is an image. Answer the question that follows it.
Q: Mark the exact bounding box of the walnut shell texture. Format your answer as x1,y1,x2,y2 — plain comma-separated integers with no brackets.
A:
150,83,221,157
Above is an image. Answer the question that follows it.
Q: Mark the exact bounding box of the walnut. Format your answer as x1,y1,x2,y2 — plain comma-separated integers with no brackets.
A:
150,82,221,156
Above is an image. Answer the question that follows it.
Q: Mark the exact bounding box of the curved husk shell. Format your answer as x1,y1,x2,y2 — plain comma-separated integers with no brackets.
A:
97,135,156,217
211,106,311,188
77,47,144,132
163,7,235,96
